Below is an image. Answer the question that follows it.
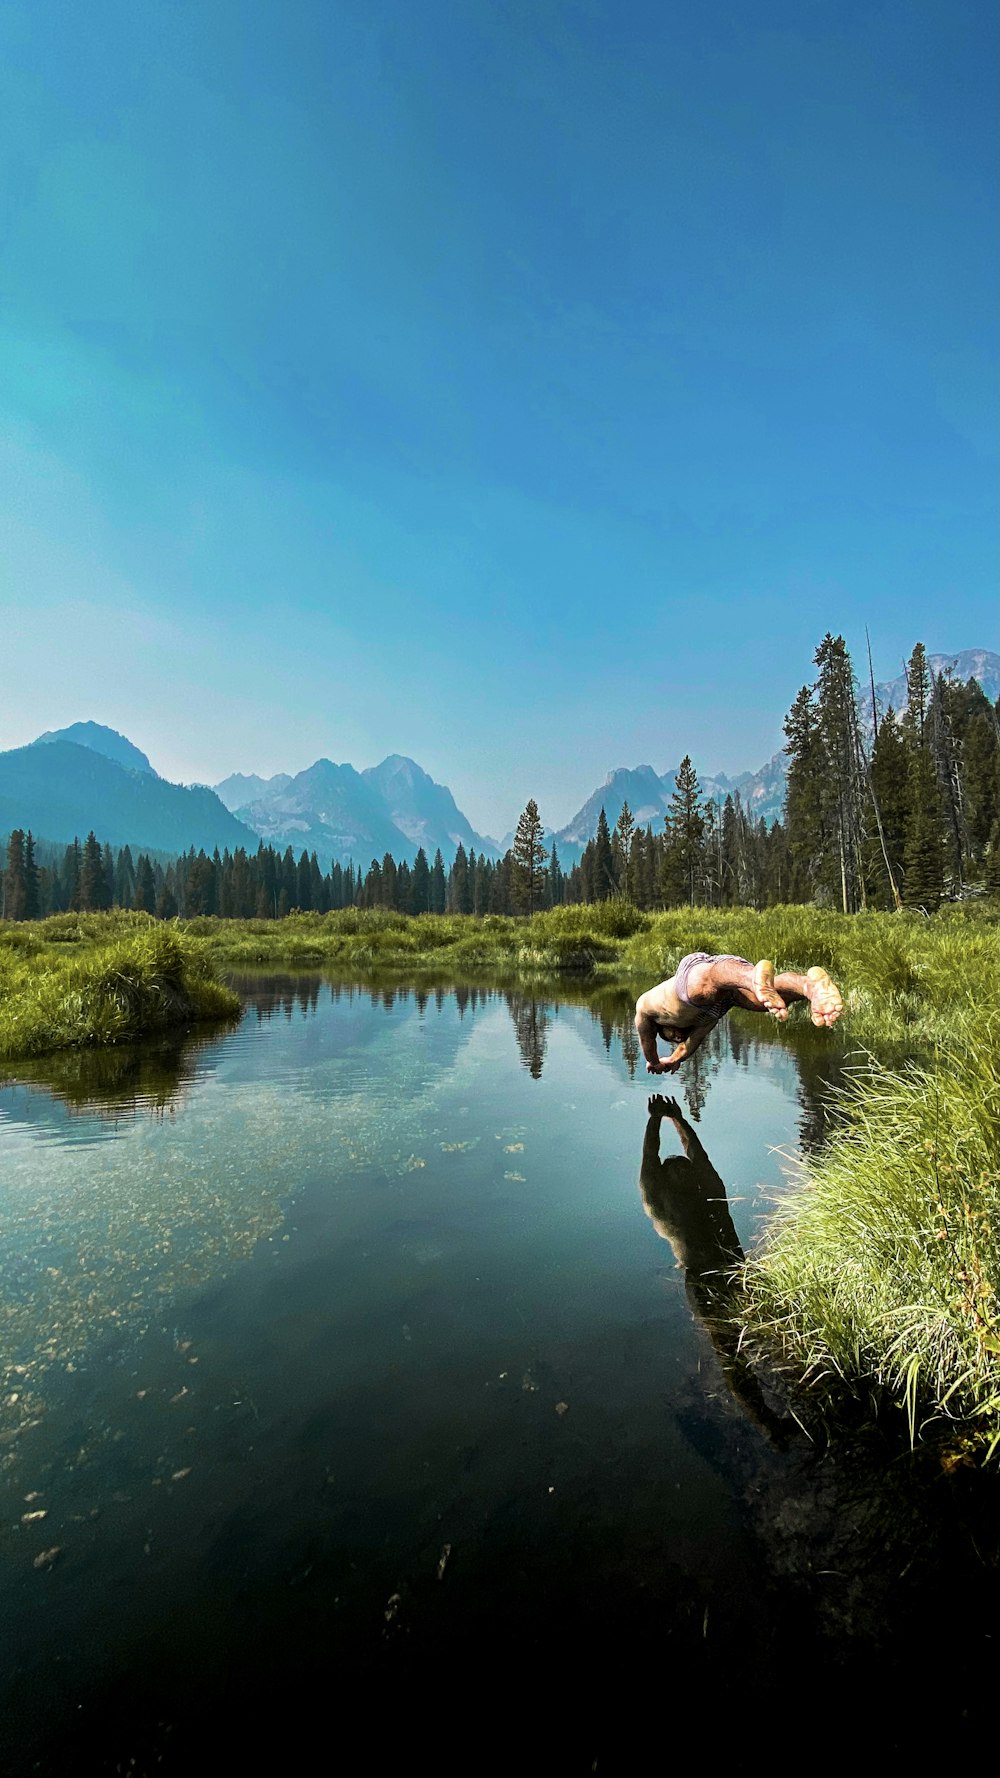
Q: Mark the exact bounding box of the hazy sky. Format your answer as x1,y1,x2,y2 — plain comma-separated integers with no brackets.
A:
2,0,996,839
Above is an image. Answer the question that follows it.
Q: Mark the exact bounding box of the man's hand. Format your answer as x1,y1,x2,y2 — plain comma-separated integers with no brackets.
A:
648,1094,682,1118
645,1041,689,1074
659,1041,690,1073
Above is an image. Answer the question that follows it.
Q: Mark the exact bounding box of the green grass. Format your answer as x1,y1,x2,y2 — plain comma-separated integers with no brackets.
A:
0,922,240,1058
739,1006,1000,1461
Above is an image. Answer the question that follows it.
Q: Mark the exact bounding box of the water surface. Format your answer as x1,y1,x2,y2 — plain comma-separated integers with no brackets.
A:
0,978,994,1772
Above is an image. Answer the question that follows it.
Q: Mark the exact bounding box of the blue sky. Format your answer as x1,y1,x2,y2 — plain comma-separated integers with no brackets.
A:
1,0,996,839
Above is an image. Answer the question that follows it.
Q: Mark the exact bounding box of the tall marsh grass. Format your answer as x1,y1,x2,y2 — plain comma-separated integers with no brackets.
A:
740,1008,1000,1458
0,925,240,1058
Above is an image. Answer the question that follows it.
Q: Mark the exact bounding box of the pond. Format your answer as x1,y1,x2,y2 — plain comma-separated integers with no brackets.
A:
0,975,995,1773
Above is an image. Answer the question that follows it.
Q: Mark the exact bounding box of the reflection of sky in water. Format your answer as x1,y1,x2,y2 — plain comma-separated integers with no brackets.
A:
0,987,807,1477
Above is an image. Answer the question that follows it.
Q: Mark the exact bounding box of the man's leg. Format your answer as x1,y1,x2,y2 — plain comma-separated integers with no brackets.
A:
693,956,843,1027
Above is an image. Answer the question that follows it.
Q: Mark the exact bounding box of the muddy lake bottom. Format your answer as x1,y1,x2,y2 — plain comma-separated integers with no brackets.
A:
0,975,996,1773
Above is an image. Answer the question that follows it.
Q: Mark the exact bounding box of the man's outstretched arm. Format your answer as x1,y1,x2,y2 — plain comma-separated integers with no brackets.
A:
635,1009,667,1073
657,1016,715,1073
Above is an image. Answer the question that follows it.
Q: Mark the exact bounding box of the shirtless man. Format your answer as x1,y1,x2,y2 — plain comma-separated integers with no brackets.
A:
635,952,843,1075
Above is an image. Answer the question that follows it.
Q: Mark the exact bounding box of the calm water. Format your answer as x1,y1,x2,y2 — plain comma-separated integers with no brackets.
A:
0,977,995,1773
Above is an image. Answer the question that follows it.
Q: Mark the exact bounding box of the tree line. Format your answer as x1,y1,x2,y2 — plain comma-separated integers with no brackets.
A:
3,638,997,923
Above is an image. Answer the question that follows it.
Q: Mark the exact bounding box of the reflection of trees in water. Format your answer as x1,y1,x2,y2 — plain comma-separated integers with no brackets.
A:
237,974,847,1131
2,1023,228,1126
638,1095,791,1443
727,1017,846,1153
682,1028,722,1122
792,1039,848,1153
233,973,323,1023
505,993,550,1079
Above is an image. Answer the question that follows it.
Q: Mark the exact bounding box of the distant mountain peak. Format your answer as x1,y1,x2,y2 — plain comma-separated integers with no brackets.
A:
214,770,292,812
32,721,155,777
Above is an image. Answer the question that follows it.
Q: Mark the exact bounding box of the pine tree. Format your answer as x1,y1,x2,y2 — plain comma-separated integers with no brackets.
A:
866,707,909,907
985,815,1000,897
3,830,26,920
101,842,114,910
79,832,107,911
615,801,635,898
115,845,136,909
63,838,82,912
155,869,179,920
592,808,614,901
363,859,382,907
903,642,932,743
450,843,470,914
187,851,217,916
547,839,563,907
928,672,967,889
20,831,39,920
962,702,1000,867
430,849,447,914
783,684,826,897
813,634,867,912
511,799,547,914
410,848,430,914
134,854,156,913
297,850,312,912
903,744,946,911
667,757,705,905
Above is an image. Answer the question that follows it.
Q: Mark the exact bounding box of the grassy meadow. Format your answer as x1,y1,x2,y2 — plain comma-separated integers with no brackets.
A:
1,899,997,1458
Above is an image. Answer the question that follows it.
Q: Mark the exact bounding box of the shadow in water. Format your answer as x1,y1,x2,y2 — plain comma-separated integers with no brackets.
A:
639,1093,793,1444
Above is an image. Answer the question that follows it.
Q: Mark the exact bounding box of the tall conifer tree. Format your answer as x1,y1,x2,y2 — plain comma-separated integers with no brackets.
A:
512,800,547,915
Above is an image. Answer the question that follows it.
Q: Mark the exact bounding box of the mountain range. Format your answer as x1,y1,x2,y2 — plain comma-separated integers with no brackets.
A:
215,753,500,867
2,649,994,872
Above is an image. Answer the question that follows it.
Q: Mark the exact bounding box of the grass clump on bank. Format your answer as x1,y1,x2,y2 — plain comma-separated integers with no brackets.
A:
0,924,240,1059
740,1008,1000,1460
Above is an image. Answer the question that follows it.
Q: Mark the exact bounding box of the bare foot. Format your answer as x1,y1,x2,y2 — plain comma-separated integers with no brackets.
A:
753,959,788,1021
805,966,843,1027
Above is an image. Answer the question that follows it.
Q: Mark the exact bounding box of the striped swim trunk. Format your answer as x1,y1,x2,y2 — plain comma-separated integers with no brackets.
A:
674,952,752,1024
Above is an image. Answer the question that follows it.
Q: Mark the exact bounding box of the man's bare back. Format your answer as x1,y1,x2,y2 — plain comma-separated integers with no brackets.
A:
634,952,843,1074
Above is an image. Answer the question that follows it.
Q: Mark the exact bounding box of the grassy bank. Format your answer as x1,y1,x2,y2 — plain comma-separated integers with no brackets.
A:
740,1008,1000,1461
184,900,994,1052
5,902,995,1052
0,923,240,1059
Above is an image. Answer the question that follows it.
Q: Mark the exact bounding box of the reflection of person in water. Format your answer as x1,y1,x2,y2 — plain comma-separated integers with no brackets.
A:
640,1094,792,1442
635,953,843,1074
